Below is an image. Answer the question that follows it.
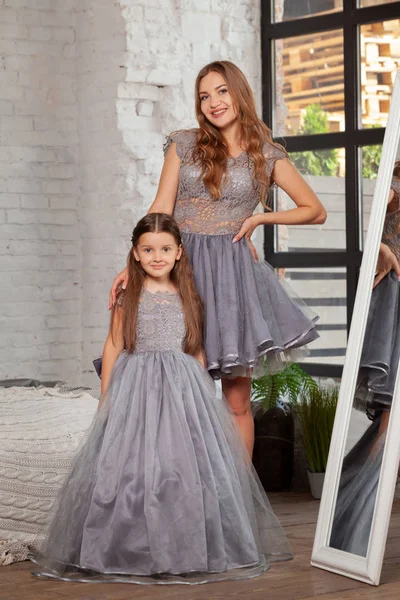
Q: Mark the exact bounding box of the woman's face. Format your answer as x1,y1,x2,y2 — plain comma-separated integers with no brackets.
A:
198,71,238,130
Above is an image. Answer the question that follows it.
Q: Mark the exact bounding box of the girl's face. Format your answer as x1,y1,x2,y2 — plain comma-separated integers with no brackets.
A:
133,231,182,280
199,71,238,130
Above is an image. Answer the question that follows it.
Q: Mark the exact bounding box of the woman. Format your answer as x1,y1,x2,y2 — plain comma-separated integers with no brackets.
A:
330,167,400,556
110,61,326,456
356,164,400,434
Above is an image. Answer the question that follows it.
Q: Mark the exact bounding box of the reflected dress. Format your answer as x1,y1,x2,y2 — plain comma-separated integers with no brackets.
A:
164,130,319,379
356,177,400,412
330,178,400,555
30,289,292,584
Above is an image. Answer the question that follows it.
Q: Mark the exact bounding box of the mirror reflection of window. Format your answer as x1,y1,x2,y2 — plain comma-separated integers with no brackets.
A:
362,144,383,244
360,21,400,129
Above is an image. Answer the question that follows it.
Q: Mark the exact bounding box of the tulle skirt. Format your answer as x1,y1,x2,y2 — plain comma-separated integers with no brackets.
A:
356,270,400,412
30,350,292,585
182,233,319,379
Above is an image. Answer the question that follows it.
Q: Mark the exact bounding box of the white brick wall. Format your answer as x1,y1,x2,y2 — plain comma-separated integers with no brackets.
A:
0,0,262,386
0,0,80,384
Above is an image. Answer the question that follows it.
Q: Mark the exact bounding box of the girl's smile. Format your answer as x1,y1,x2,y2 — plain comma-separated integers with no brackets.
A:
133,231,182,282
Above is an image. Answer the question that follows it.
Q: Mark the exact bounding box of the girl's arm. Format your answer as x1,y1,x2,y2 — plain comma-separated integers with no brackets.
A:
195,348,207,369
109,144,181,308
233,158,326,242
99,307,124,408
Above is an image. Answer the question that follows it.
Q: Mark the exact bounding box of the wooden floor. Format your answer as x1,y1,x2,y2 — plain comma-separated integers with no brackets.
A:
2,493,400,600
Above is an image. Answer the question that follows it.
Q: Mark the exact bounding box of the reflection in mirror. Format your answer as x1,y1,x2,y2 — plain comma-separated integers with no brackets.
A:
329,156,400,556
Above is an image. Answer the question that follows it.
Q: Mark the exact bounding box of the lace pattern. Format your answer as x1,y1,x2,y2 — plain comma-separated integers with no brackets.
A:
134,289,185,353
382,178,400,260
163,129,286,235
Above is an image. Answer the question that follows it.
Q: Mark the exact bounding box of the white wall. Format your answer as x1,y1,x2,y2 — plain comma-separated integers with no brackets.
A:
0,0,80,384
0,0,262,386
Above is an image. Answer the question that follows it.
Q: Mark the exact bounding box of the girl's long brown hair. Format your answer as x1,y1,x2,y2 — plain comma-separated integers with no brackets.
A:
193,60,287,206
111,213,203,357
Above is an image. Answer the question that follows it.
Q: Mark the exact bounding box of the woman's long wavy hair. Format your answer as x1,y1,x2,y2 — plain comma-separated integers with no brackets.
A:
393,159,400,179
111,213,204,357
193,60,287,207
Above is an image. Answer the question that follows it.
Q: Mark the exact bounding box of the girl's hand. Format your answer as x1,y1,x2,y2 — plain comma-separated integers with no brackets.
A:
374,243,400,288
109,267,129,309
232,215,260,260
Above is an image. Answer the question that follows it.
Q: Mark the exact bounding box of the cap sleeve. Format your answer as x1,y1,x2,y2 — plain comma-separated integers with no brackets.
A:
163,129,197,161
263,142,288,181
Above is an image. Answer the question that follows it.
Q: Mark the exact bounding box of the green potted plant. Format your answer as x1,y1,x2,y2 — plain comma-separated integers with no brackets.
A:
291,383,339,499
251,363,317,492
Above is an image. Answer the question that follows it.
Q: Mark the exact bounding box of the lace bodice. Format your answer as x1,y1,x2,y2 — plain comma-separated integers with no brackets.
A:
163,129,287,235
133,289,185,353
382,178,400,259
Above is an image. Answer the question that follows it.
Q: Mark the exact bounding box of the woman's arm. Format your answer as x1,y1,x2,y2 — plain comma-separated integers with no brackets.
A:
99,307,124,408
109,144,181,308
387,188,396,212
147,142,181,215
233,158,326,242
373,242,400,288
264,158,327,225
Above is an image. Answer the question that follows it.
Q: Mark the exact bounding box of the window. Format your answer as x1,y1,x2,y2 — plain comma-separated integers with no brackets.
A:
261,0,400,378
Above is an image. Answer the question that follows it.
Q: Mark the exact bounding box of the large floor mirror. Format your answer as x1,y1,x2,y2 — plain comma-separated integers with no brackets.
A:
311,70,400,586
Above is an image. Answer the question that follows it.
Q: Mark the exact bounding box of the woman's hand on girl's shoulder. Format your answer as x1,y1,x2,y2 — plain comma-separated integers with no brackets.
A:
109,267,129,309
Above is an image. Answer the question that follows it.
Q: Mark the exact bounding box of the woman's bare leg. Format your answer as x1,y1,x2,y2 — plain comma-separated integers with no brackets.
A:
222,376,254,457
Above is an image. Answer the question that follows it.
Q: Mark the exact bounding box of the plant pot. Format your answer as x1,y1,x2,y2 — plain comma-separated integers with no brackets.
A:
307,469,325,499
252,406,294,492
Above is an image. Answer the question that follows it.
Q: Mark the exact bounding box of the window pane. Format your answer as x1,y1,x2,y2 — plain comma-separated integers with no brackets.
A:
360,21,400,129
359,0,398,6
275,148,345,251
280,267,347,365
274,31,344,137
361,144,382,245
273,0,342,23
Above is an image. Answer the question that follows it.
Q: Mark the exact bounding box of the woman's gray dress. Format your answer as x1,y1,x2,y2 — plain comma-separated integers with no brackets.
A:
164,130,319,379
31,290,292,584
356,178,400,412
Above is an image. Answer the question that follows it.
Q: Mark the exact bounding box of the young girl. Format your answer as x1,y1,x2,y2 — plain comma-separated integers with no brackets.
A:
110,61,326,457
31,213,292,585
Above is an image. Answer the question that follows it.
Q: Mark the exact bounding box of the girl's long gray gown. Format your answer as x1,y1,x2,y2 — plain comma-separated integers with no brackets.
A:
31,290,292,584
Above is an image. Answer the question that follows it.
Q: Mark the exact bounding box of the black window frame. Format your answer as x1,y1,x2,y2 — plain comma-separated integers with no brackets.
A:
261,0,400,378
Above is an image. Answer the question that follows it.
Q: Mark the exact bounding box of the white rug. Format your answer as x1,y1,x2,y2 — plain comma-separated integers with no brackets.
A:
0,385,99,565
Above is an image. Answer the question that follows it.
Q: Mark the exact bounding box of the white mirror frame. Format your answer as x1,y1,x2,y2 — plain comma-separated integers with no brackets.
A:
311,70,400,586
